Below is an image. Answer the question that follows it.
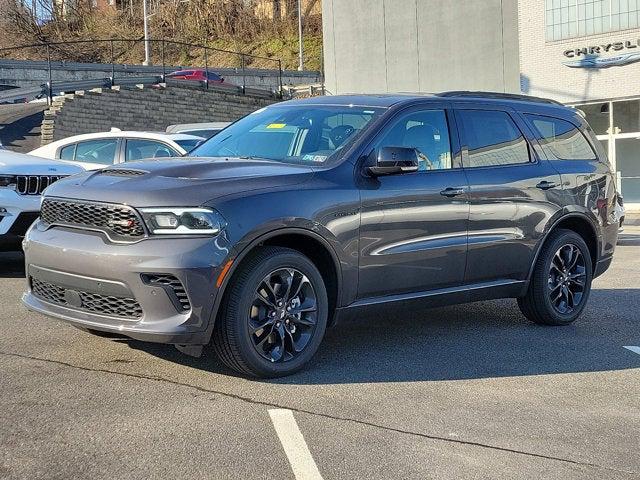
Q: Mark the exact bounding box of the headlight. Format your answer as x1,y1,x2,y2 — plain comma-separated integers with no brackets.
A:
139,207,226,235
0,175,17,188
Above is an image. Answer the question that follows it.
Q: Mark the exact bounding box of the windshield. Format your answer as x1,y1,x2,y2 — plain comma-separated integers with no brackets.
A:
190,104,385,165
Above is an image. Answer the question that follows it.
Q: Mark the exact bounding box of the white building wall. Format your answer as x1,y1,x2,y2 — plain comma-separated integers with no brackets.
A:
518,0,640,104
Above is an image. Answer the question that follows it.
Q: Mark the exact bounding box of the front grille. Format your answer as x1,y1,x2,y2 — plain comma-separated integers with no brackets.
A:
16,175,66,195
40,198,145,239
30,277,143,319
100,169,147,177
142,274,191,312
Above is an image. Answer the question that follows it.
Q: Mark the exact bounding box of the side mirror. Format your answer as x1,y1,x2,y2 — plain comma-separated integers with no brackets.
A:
366,146,420,176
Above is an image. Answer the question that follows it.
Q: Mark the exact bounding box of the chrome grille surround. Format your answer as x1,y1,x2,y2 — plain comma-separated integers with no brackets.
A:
30,277,143,319
16,175,66,195
40,198,146,241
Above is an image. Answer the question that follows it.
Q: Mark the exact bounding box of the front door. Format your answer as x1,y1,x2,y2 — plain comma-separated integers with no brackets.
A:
357,106,469,299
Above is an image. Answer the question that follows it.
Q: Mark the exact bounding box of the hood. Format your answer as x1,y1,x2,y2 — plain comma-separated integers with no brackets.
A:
0,150,84,175
43,157,316,207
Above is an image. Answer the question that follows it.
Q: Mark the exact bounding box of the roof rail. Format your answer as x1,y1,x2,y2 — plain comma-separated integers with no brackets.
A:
437,91,563,106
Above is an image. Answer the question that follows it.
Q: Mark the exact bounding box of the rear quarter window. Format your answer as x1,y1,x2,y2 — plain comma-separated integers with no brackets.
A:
524,114,597,160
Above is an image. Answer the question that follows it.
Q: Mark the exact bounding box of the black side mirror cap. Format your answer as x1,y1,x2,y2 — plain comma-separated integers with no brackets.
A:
366,146,420,176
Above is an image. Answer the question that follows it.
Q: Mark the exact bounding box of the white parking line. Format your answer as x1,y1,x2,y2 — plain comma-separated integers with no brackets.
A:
268,409,323,480
623,346,640,355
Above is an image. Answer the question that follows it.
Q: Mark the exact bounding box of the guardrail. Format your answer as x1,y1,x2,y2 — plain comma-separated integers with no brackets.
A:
0,38,285,104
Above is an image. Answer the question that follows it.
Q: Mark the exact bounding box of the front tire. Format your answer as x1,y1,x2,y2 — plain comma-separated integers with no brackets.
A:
212,246,328,378
518,229,593,326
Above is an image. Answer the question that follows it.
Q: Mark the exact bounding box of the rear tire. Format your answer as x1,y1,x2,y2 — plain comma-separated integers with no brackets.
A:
518,229,593,326
212,246,328,378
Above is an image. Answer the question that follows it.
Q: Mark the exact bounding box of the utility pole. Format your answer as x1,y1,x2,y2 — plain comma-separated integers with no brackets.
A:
142,0,151,65
297,0,304,71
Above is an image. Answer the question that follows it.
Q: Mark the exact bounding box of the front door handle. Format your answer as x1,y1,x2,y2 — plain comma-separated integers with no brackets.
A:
440,187,466,198
536,181,557,190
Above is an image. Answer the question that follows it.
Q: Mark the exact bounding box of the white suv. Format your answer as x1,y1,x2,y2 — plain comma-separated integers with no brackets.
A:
0,149,83,251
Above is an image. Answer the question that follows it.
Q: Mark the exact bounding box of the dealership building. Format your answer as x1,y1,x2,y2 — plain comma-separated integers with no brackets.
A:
322,0,640,210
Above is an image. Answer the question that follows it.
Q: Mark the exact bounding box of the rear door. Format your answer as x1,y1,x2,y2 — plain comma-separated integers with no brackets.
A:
454,105,563,285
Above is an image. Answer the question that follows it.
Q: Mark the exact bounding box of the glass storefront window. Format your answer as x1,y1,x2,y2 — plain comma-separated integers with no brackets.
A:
616,138,640,203
613,100,640,134
599,138,609,163
579,103,610,135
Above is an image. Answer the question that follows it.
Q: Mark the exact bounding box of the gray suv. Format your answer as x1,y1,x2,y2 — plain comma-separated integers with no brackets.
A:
22,92,621,377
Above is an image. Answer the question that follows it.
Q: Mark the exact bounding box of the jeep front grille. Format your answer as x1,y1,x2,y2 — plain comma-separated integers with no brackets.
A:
16,175,66,195
40,198,145,239
30,277,143,319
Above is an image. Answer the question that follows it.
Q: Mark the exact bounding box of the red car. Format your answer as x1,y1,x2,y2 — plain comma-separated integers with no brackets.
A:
165,69,225,84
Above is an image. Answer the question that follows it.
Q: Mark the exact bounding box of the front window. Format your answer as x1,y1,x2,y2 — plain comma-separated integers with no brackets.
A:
72,139,118,165
371,109,453,171
190,104,385,165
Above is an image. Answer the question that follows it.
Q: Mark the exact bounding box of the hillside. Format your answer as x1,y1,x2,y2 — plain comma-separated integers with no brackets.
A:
0,0,323,72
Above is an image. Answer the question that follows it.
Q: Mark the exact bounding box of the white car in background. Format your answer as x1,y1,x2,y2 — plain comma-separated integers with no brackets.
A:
29,130,205,170
0,149,83,251
166,122,231,139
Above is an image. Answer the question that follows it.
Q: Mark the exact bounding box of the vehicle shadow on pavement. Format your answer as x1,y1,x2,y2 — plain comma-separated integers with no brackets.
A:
126,286,640,384
0,252,25,278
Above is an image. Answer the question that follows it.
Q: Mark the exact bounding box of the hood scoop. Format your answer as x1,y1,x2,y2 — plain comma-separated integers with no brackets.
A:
99,168,148,177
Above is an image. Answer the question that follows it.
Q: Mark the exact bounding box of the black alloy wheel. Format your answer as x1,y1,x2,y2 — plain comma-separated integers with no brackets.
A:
212,246,328,378
250,268,318,363
547,243,587,315
518,229,593,326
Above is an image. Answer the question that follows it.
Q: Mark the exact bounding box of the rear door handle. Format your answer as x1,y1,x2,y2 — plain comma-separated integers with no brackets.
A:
440,187,466,198
536,181,557,190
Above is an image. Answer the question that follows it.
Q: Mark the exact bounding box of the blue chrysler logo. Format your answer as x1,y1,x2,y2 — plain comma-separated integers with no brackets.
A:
564,52,640,68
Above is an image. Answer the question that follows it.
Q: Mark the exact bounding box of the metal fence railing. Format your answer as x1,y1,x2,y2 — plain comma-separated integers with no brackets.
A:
0,38,284,104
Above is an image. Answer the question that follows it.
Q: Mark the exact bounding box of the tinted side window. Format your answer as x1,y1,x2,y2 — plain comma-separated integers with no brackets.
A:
373,109,453,171
125,139,177,161
457,110,530,167
59,144,76,160
524,114,597,160
74,139,118,165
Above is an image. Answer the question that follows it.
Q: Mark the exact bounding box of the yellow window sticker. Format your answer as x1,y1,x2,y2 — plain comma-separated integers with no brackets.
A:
266,123,286,129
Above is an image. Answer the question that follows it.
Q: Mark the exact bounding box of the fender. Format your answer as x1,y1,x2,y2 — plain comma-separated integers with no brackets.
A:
201,226,345,343
524,211,600,285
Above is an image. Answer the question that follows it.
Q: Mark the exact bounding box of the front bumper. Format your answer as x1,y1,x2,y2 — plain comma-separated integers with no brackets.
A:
0,189,42,251
22,222,233,345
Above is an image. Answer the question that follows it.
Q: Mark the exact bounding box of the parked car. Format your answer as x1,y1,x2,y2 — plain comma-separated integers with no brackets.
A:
166,69,225,84
166,122,231,139
0,149,83,251
0,84,28,104
22,92,621,377
28,130,204,170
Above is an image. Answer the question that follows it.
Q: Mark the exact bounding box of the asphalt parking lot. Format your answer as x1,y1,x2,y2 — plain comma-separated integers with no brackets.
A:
1,234,639,480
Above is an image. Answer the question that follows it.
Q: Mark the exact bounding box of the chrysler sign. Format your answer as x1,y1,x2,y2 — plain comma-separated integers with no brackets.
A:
563,39,640,68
